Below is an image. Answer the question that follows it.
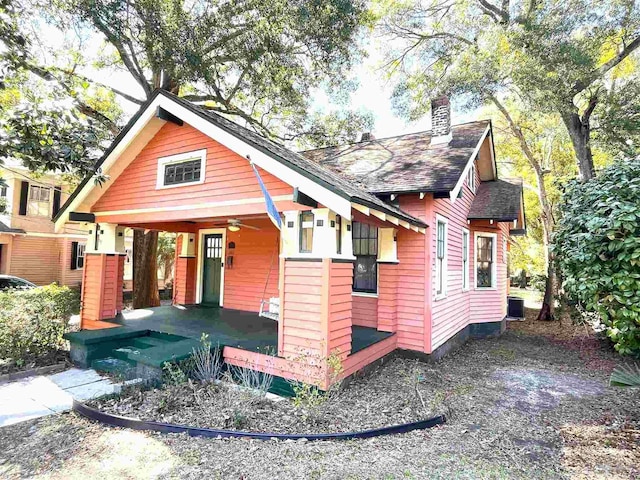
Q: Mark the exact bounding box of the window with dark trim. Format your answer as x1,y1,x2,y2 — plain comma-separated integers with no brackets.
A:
476,235,494,287
71,242,85,270
352,221,378,293
335,215,342,254
299,211,314,253
163,159,202,186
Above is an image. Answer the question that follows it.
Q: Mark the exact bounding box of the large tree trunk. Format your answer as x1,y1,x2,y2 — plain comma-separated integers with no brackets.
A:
561,107,596,182
132,229,160,309
534,165,558,321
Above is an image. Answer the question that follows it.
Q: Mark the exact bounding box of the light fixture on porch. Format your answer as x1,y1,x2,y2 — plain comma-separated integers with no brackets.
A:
228,224,240,232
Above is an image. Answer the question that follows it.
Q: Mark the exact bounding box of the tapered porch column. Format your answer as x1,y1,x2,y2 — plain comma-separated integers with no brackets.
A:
80,223,126,329
173,233,197,305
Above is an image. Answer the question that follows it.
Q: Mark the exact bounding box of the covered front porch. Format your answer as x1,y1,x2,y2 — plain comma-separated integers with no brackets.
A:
112,305,393,355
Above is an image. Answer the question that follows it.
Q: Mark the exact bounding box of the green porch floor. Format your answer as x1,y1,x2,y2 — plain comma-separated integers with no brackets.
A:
108,305,392,354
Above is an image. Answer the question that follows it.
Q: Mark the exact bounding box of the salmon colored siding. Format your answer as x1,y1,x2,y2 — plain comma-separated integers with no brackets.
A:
280,259,324,358
469,222,509,324
430,181,475,350
92,122,293,214
351,295,377,328
80,253,125,328
223,220,279,312
377,263,398,332
328,261,353,359
395,195,428,351
9,236,60,285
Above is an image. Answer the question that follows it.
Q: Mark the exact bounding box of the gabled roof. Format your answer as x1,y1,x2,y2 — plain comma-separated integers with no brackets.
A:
302,121,491,194
467,178,524,222
55,90,427,229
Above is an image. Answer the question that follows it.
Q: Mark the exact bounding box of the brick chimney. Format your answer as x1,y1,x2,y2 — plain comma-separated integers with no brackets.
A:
430,96,452,145
359,132,375,142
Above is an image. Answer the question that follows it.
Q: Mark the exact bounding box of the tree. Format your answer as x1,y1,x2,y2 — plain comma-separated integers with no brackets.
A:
554,157,640,356
4,0,372,307
491,103,578,317
378,0,640,180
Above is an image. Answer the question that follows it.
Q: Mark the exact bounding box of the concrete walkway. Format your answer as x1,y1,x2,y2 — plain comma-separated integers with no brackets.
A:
0,368,120,427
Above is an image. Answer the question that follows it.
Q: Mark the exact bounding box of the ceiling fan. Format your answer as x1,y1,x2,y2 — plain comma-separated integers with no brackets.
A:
212,219,261,232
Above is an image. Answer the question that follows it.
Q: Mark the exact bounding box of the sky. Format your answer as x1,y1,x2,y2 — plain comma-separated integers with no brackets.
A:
38,19,480,141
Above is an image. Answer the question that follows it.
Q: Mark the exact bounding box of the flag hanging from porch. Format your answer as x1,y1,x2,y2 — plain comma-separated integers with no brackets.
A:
250,160,282,230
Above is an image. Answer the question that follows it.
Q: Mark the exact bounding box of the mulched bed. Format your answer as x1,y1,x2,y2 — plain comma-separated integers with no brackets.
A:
3,330,639,479
0,350,71,377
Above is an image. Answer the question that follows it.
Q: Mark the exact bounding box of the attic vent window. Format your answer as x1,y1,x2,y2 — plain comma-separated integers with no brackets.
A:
156,149,207,189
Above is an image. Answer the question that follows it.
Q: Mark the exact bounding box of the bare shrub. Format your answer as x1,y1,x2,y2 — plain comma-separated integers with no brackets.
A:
191,334,223,383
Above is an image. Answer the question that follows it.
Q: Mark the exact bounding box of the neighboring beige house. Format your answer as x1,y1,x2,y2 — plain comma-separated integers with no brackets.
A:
0,159,86,287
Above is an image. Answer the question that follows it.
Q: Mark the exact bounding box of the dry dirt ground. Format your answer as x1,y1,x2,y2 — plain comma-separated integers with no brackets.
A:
1,312,638,480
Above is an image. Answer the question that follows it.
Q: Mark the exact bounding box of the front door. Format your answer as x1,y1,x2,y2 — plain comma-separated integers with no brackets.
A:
202,234,223,306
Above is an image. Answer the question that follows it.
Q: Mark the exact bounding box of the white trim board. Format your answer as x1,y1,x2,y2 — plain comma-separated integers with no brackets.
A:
449,123,492,201
474,231,498,290
55,94,352,232
195,228,227,305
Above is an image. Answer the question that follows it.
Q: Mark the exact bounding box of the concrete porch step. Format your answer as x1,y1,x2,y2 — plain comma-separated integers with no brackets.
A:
91,357,136,378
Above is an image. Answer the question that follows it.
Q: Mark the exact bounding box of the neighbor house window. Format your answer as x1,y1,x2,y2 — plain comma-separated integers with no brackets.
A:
467,164,476,193
299,211,314,253
156,149,207,188
335,215,342,255
476,233,497,288
28,185,50,216
435,215,448,297
462,228,469,290
352,221,377,293
71,242,85,270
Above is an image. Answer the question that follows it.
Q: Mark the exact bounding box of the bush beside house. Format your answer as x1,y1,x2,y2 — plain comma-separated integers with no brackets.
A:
555,158,640,357
0,284,80,370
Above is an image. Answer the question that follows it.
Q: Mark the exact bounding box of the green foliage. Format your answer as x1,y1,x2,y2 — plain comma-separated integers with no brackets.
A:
162,360,189,385
610,364,640,387
0,284,79,363
554,158,640,356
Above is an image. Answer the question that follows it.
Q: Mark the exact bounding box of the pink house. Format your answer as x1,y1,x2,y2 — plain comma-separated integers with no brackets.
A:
58,91,525,389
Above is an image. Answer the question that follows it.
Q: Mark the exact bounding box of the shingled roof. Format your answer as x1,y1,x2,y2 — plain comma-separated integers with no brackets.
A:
0,221,25,234
301,121,490,195
55,90,428,229
467,179,523,221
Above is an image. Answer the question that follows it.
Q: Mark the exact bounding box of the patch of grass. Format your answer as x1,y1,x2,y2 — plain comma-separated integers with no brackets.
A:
489,347,517,361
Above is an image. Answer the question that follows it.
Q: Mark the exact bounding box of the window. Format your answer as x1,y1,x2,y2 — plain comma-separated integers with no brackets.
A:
157,149,206,188
435,216,448,297
476,233,496,288
299,211,314,253
352,221,378,293
467,164,476,193
0,186,6,197
28,185,50,216
71,242,85,270
462,229,470,290
335,215,342,255
164,159,201,186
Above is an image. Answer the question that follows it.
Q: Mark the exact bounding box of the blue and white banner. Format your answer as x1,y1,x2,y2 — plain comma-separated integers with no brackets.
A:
250,161,282,230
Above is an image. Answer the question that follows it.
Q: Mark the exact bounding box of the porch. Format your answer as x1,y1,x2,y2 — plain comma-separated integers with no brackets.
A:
111,305,393,355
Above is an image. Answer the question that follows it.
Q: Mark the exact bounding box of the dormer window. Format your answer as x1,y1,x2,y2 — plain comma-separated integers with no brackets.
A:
156,149,207,189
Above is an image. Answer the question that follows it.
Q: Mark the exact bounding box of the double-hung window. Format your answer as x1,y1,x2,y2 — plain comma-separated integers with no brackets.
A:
462,229,470,290
71,242,85,270
435,215,448,298
475,233,496,288
157,149,206,189
28,185,50,216
299,211,314,253
352,221,378,293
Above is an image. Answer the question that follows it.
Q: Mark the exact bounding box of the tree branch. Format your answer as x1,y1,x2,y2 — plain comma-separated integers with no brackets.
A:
476,0,509,23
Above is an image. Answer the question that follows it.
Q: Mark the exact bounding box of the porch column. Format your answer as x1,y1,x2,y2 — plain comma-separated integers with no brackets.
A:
278,209,355,389
80,223,126,329
173,232,197,305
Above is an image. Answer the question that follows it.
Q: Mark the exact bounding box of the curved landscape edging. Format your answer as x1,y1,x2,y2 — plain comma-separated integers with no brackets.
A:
73,400,446,441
